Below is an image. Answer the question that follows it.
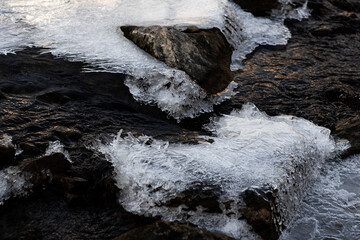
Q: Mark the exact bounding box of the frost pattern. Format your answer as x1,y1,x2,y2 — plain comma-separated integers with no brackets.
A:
97,103,349,239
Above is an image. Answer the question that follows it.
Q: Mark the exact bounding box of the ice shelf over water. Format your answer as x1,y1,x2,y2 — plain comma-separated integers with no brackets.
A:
0,0,309,119
97,103,349,239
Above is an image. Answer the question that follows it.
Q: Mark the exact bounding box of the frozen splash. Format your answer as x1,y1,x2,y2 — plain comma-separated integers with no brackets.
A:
97,103,348,239
45,140,72,162
280,155,360,240
0,0,308,119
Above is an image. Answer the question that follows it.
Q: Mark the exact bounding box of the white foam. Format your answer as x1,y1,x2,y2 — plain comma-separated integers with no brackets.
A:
45,140,72,162
0,0,307,119
97,103,348,239
280,155,360,240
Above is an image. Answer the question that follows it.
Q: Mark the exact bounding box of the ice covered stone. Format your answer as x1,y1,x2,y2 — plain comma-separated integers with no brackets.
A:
97,103,349,239
121,25,233,95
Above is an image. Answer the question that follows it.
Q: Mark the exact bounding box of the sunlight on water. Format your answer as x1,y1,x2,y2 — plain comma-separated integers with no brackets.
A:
96,103,348,239
0,0,307,119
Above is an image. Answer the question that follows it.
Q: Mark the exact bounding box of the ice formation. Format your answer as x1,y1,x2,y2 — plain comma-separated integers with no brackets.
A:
280,154,360,240
0,167,29,205
45,140,72,162
0,0,309,119
97,103,349,239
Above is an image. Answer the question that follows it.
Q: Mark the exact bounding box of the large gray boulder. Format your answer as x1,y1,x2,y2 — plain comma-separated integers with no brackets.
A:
121,25,233,95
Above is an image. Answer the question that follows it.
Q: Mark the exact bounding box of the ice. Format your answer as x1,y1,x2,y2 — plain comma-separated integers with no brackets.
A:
280,155,360,240
0,0,308,119
0,134,13,147
0,167,29,205
45,140,72,162
97,103,348,238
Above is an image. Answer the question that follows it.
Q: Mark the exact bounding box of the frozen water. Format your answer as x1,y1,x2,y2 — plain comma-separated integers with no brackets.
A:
45,140,72,162
0,167,29,205
0,134,13,147
0,0,308,119
280,155,360,240
97,103,348,239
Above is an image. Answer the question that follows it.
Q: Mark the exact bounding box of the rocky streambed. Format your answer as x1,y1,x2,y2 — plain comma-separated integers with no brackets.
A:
1,0,360,240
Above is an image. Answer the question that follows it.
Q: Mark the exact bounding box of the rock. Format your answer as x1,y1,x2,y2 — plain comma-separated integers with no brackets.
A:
20,153,71,174
121,25,233,94
232,0,280,16
165,183,222,213
53,176,88,194
19,153,71,189
18,142,42,157
335,116,360,156
52,126,82,142
241,188,278,240
112,221,235,240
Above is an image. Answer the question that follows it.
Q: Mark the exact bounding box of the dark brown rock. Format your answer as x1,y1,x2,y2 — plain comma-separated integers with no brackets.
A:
52,126,82,141
112,221,235,240
241,189,279,240
18,142,42,156
335,116,360,157
20,153,71,174
165,183,222,213
121,25,233,94
19,153,71,189
0,143,15,169
53,176,88,194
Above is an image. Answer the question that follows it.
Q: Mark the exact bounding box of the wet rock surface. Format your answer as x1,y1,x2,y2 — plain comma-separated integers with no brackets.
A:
0,1,359,239
121,25,233,94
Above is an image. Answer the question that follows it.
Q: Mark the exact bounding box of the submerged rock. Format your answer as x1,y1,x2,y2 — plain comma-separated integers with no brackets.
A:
121,25,233,94
112,221,235,240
